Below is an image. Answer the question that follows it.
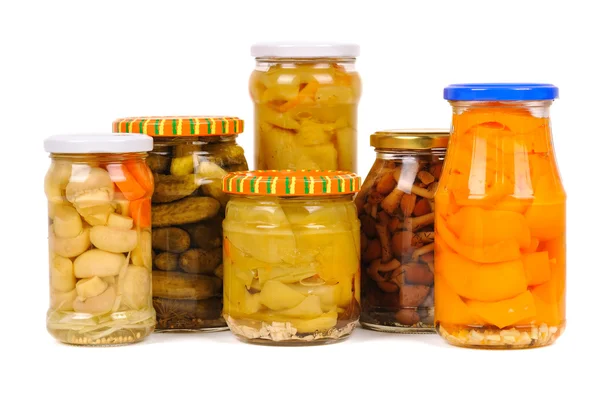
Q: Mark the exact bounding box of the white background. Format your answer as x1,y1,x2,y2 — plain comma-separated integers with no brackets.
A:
1,0,598,398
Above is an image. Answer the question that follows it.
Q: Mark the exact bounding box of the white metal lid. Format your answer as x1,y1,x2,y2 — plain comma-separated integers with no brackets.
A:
251,42,360,58
44,133,153,154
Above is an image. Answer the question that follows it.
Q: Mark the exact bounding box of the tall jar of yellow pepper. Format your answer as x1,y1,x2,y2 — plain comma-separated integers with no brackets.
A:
249,42,361,172
435,84,566,348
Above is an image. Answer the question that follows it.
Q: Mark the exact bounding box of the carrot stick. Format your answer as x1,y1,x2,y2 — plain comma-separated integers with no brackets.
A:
130,198,151,229
106,164,146,201
125,162,154,193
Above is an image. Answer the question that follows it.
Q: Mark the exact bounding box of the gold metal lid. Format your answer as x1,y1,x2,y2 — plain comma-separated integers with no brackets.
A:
370,129,450,150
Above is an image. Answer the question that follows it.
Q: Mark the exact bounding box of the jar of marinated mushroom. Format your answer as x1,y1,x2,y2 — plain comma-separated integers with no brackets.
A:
44,134,156,345
356,130,449,333
436,84,565,348
222,170,361,345
250,42,361,172
113,116,248,332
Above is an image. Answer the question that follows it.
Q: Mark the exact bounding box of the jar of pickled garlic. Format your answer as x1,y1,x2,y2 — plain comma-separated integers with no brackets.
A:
113,116,248,332
250,42,361,172
356,130,448,333
44,134,156,345
435,84,566,348
221,170,361,345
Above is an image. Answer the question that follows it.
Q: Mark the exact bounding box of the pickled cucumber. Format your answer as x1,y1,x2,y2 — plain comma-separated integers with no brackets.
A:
179,248,222,274
152,227,191,253
153,271,222,300
152,174,201,203
152,197,220,227
204,142,246,166
146,154,171,174
153,297,222,320
154,252,179,271
181,223,222,250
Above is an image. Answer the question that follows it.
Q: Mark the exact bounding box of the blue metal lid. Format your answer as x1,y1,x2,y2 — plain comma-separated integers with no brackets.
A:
444,83,559,101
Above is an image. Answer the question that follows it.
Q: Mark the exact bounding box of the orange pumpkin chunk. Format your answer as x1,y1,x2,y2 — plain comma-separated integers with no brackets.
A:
466,291,536,329
525,175,566,241
447,206,531,249
522,251,552,286
435,274,484,325
531,286,561,326
436,216,520,263
437,249,527,302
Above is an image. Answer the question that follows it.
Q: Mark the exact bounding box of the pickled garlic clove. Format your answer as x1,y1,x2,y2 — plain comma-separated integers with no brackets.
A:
131,230,153,270
121,266,150,310
74,249,126,278
66,167,115,205
75,203,116,226
52,205,82,238
73,285,116,315
50,256,76,292
76,276,108,300
51,226,91,258
106,213,134,230
90,225,138,253
45,161,73,206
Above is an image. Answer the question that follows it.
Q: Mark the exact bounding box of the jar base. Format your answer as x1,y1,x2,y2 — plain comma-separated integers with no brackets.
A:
47,308,156,346
225,315,358,346
360,321,435,334
155,326,229,333
48,325,154,346
436,322,566,349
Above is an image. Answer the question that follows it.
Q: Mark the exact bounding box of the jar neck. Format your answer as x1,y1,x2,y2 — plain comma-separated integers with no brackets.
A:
375,148,447,160
50,152,147,162
255,57,357,72
449,100,553,117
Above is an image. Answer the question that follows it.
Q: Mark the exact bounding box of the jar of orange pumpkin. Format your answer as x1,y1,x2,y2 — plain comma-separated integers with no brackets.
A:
435,84,566,349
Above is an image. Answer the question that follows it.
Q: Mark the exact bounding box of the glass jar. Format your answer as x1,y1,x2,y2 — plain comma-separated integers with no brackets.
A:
435,84,566,348
221,170,361,345
44,134,156,345
113,116,248,332
356,130,449,333
250,42,361,172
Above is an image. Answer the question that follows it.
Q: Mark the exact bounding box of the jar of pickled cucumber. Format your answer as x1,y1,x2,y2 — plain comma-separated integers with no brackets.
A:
44,134,156,345
356,130,449,333
113,116,248,332
435,84,566,348
222,170,361,345
250,42,361,172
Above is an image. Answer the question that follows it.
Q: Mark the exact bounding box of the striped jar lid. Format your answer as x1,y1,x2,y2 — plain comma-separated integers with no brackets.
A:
112,116,244,137
223,170,361,196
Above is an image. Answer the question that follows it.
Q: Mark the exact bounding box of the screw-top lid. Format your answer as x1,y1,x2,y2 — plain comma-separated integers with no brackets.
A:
44,133,153,154
251,42,360,58
223,170,361,196
113,116,244,137
444,83,559,101
370,129,450,150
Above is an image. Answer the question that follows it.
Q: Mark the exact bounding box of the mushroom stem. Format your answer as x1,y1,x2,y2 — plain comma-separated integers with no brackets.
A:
375,223,393,263
411,242,435,260
410,184,435,199
404,212,434,231
381,188,405,214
